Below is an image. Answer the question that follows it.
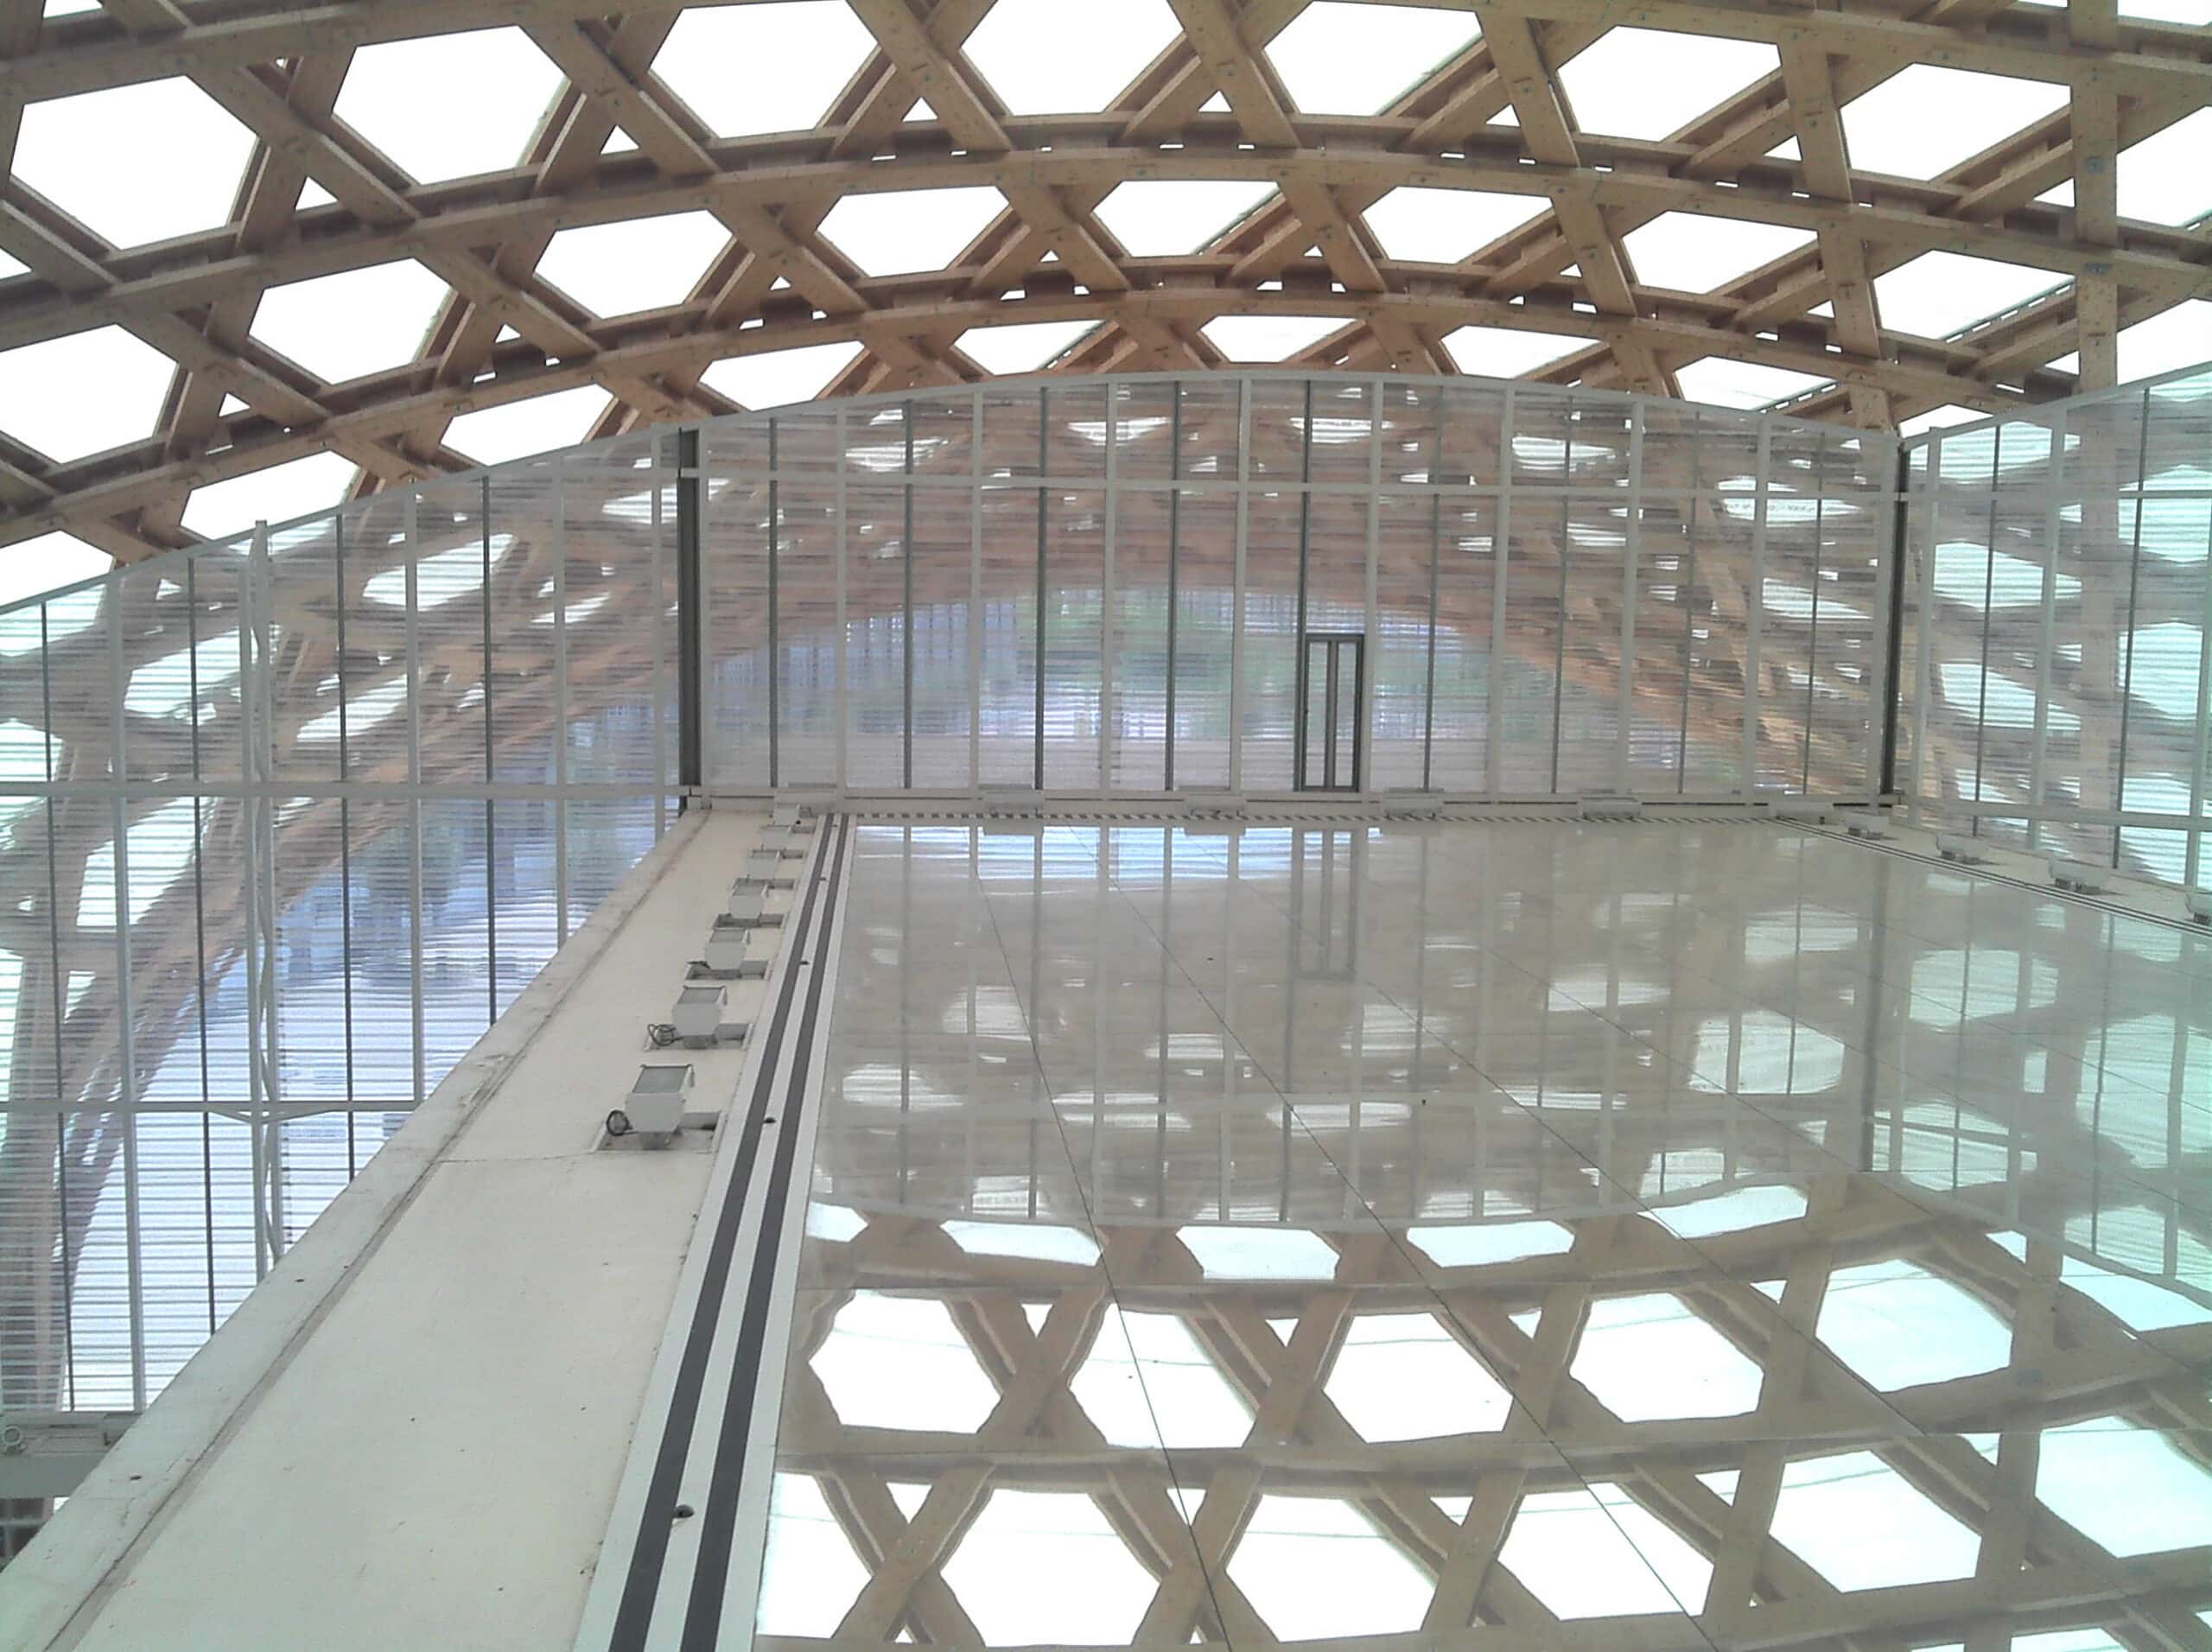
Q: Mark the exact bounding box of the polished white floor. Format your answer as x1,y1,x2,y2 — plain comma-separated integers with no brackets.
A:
764,818,2212,1648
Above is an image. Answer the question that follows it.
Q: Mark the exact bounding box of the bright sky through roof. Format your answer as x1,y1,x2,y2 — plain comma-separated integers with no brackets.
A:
1200,315,1345,362
1623,214,1815,293
1263,2,1479,114
1874,251,2067,339
1362,187,1545,264
2044,300,2212,383
443,386,614,467
0,533,107,606
1839,65,2069,181
16,79,255,248
1442,325,1592,378
1094,181,1279,257
1555,29,1779,141
963,0,1183,113
1675,359,1834,411
535,213,730,317
332,28,564,184
817,187,1010,276
178,452,359,542
650,2,876,137
249,261,450,384
701,342,865,409
0,328,174,465
955,321,1100,375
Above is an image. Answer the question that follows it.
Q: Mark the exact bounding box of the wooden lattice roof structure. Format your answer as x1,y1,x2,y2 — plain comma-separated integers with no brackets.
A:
0,0,2207,569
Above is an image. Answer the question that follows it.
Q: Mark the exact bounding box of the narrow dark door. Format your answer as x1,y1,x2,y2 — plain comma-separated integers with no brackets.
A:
1295,632,1364,791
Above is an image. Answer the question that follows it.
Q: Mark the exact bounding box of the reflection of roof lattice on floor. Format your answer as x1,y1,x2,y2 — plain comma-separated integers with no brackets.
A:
749,817,2212,1647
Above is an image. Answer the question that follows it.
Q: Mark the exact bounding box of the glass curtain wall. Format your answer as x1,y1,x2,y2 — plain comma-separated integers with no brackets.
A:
1898,362,2212,884
702,373,1896,803
0,436,677,1413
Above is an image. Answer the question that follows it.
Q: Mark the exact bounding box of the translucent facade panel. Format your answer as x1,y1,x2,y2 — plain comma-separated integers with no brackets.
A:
1240,490,1304,791
0,452,672,1415
1557,499,1628,794
1109,486,1171,793
1502,499,1570,791
1040,492,1105,791
1172,489,1239,792
1428,496,1497,794
976,487,1037,789
775,481,842,791
1371,494,1433,791
1901,363,2212,885
842,485,910,791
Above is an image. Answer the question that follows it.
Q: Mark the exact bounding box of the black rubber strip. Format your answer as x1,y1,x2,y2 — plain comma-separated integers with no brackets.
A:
606,816,844,1652
678,815,850,1649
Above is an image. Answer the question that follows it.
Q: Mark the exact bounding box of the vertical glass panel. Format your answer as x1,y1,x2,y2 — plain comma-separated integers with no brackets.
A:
1434,381,1503,489
1683,493,1754,794
1239,490,1303,790
1501,500,1566,792
1173,489,1237,791
272,794,352,1107
976,486,1037,788
1301,381,1372,487
909,482,975,790
1042,490,1104,791
337,498,409,793
487,460,561,785
1807,505,1883,795
706,438,772,790
842,484,908,791
1428,494,1495,794
1245,379,1309,481
1046,382,1109,481
1557,498,1626,793
1109,485,1170,792
774,480,842,789
489,797,561,1020
1632,495,1694,792
1371,493,1433,791
1176,378,1243,480
564,442,668,791
1376,381,1439,486
266,515,345,786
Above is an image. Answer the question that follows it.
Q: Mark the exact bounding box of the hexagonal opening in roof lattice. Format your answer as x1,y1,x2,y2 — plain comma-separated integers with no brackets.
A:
2,0,2202,602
